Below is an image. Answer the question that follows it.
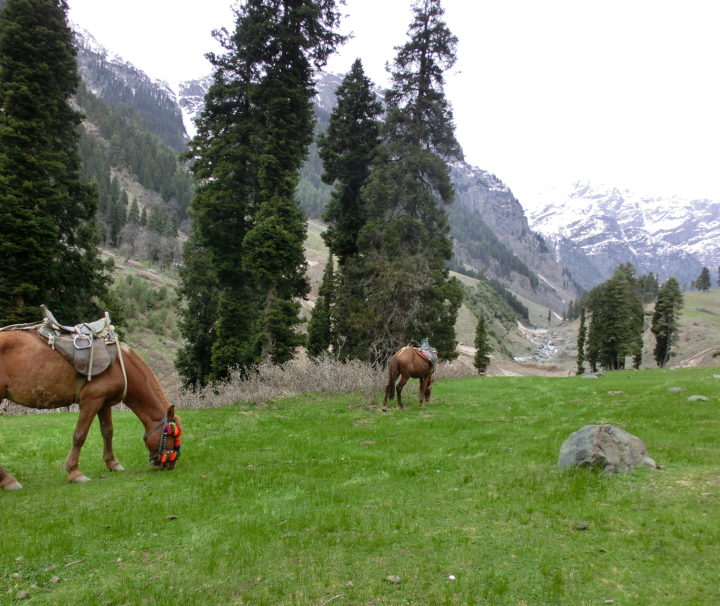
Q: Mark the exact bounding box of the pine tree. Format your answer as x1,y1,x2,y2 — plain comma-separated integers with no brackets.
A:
473,312,491,374
345,0,463,361
696,266,711,291
318,58,382,268
651,276,683,367
585,264,644,371
181,0,343,379
175,231,220,389
0,0,111,325
306,254,337,358
576,307,586,375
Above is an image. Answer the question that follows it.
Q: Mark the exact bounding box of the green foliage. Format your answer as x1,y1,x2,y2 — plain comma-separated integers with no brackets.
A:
695,266,711,291
576,307,586,375
586,264,644,371
175,233,220,389
0,0,112,324
341,0,463,361
2,368,719,604
460,270,528,324
306,255,337,358
473,312,491,373
110,274,177,337
638,271,659,303
319,59,382,266
182,0,344,381
76,82,193,221
651,276,684,367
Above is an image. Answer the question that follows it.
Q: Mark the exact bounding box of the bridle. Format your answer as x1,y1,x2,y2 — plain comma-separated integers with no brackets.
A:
144,410,182,466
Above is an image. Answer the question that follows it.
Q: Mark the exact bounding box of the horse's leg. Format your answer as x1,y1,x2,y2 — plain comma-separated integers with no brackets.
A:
396,375,408,409
97,404,125,472
418,376,429,407
0,466,22,491
0,386,22,490
64,399,103,483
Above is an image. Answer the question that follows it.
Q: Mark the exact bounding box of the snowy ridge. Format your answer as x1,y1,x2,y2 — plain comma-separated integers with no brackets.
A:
522,181,719,289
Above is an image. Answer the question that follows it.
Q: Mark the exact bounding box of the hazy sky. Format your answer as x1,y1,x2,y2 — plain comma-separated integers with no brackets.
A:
67,0,720,204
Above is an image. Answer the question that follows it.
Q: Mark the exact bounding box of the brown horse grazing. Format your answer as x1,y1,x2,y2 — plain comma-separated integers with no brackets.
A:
382,345,435,411
0,330,182,491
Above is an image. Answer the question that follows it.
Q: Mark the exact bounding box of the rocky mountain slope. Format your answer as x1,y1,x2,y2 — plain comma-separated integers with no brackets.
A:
523,181,719,290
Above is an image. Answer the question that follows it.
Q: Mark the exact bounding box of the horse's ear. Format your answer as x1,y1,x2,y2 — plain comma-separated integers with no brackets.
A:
167,405,176,420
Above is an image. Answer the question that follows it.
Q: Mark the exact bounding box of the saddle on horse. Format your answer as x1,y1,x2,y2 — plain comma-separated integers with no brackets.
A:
38,305,120,381
408,338,438,366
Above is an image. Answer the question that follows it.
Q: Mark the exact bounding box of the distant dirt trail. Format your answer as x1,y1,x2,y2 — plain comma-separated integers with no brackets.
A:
674,347,718,368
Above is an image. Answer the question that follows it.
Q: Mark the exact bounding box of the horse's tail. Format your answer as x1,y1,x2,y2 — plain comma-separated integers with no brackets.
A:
385,355,399,401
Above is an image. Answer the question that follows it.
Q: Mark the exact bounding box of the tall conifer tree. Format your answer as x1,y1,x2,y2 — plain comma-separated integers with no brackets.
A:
695,267,711,292
651,276,683,367
180,0,343,380
576,307,586,375
345,0,463,361
318,58,382,268
0,0,111,325
473,312,491,374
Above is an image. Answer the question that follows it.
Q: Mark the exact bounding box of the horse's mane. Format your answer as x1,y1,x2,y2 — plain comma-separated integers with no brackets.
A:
121,344,171,408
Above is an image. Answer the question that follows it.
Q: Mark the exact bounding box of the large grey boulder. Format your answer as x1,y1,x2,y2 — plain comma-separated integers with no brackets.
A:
558,424,658,474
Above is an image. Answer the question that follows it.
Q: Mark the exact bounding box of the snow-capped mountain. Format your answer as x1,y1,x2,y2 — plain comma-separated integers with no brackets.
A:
522,182,718,290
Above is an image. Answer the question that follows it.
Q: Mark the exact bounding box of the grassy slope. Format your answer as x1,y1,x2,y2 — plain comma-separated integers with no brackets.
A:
2,368,718,604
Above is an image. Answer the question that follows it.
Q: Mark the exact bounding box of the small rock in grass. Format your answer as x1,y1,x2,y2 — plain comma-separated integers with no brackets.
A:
167,515,178,520
11,573,20,579
448,574,457,581
688,395,709,402
50,576,60,584
386,575,401,584
346,581,354,588
573,523,590,531
16,591,30,600
668,387,686,392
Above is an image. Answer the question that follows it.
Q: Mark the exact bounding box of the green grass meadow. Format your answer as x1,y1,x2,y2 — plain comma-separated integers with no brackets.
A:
1,368,719,605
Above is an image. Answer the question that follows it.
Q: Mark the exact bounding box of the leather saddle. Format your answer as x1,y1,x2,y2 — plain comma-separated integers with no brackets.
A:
37,305,119,380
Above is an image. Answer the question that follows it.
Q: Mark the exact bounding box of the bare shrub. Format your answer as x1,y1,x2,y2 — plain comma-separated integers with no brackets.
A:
177,353,478,410
1,354,478,416
177,356,388,410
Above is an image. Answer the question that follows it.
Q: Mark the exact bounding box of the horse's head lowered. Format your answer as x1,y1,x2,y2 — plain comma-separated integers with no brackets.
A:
143,405,182,470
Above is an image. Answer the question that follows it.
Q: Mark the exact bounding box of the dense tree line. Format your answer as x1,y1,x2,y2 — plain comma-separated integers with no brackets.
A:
576,264,684,372
76,81,193,220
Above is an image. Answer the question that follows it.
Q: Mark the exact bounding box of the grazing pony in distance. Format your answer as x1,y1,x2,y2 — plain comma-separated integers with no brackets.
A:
0,316,182,491
382,343,436,411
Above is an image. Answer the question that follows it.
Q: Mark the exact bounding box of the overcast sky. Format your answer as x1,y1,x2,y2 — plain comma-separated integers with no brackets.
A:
67,0,720,204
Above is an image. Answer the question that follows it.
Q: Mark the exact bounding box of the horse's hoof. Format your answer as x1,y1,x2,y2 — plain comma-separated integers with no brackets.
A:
108,463,125,472
68,472,91,483
2,480,22,491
